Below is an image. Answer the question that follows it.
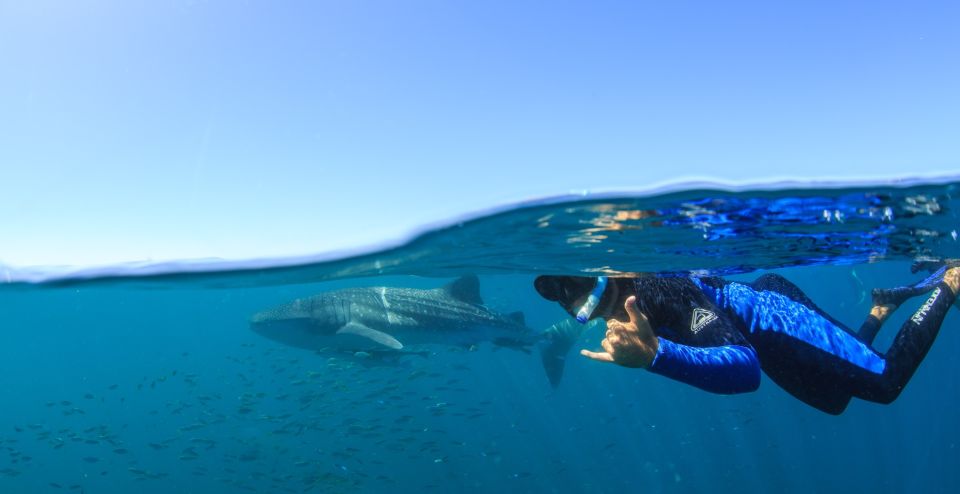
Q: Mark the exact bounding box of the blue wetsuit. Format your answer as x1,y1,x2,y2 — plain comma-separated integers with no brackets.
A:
632,274,955,414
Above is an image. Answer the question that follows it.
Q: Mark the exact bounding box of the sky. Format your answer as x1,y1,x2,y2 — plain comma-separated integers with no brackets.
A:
1,0,958,267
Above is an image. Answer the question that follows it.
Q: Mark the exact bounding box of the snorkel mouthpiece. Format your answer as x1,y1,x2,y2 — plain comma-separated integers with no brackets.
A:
575,276,608,324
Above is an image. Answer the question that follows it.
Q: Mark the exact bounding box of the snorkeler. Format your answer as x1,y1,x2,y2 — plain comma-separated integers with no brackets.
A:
533,261,959,414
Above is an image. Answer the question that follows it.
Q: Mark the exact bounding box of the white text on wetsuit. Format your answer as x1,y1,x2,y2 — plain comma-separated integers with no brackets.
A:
911,287,941,325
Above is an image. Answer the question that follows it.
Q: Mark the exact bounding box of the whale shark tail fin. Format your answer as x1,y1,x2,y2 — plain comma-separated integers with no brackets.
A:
539,318,599,387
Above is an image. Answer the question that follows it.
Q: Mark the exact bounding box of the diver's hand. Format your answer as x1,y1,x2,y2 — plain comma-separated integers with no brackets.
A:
580,296,659,368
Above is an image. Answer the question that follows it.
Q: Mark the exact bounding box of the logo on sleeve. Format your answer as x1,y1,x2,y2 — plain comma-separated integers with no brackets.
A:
691,308,718,334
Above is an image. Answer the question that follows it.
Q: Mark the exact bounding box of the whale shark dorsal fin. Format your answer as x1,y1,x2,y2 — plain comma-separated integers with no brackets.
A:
336,323,404,350
507,311,525,326
443,275,483,305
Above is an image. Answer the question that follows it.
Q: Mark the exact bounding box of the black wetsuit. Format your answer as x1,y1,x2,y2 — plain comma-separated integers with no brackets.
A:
633,273,956,414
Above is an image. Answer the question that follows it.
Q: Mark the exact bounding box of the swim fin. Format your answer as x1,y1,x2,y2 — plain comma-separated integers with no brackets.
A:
871,263,951,307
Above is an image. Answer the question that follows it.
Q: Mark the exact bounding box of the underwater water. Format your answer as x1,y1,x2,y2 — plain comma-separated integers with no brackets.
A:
1,180,959,493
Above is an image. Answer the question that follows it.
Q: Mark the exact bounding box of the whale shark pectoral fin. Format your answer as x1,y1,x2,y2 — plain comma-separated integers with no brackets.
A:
336,323,404,350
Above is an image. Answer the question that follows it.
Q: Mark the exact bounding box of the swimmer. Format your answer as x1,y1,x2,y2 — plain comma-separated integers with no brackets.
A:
534,262,959,414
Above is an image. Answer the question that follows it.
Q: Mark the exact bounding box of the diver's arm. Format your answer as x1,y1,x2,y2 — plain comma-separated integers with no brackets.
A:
583,294,760,394
647,338,760,394
647,292,761,394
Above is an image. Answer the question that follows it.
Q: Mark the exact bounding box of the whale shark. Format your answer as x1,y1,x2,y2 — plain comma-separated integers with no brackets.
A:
250,275,587,386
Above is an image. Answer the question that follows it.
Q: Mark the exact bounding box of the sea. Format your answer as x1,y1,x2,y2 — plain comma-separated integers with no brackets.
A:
1,178,958,493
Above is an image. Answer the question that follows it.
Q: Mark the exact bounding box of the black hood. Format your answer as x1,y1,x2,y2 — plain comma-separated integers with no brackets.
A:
534,275,597,304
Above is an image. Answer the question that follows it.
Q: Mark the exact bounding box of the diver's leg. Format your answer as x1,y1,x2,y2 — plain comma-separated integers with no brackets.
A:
855,301,898,345
743,275,862,414
852,268,959,404
858,262,957,344
748,273,852,333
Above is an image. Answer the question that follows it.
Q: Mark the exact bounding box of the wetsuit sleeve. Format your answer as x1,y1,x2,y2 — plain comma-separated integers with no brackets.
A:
632,277,761,395
648,338,760,394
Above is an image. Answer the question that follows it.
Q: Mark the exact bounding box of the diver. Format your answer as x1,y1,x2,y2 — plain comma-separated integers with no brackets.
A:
534,261,959,414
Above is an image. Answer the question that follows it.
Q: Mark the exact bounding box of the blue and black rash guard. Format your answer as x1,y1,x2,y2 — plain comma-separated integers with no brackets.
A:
629,276,761,395
630,273,956,414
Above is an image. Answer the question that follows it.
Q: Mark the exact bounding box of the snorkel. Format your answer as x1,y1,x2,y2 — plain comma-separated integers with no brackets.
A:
575,276,608,323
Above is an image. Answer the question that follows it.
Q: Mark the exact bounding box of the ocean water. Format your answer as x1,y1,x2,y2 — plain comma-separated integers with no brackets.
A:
1,180,959,493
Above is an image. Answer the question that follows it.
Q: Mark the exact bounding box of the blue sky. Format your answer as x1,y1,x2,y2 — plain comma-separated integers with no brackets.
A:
1,1,958,267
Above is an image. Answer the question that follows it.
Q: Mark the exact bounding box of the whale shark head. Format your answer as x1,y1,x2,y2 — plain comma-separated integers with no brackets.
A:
250,318,316,350
249,296,335,350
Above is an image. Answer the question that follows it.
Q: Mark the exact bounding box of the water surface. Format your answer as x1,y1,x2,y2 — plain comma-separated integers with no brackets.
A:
1,179,958,493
